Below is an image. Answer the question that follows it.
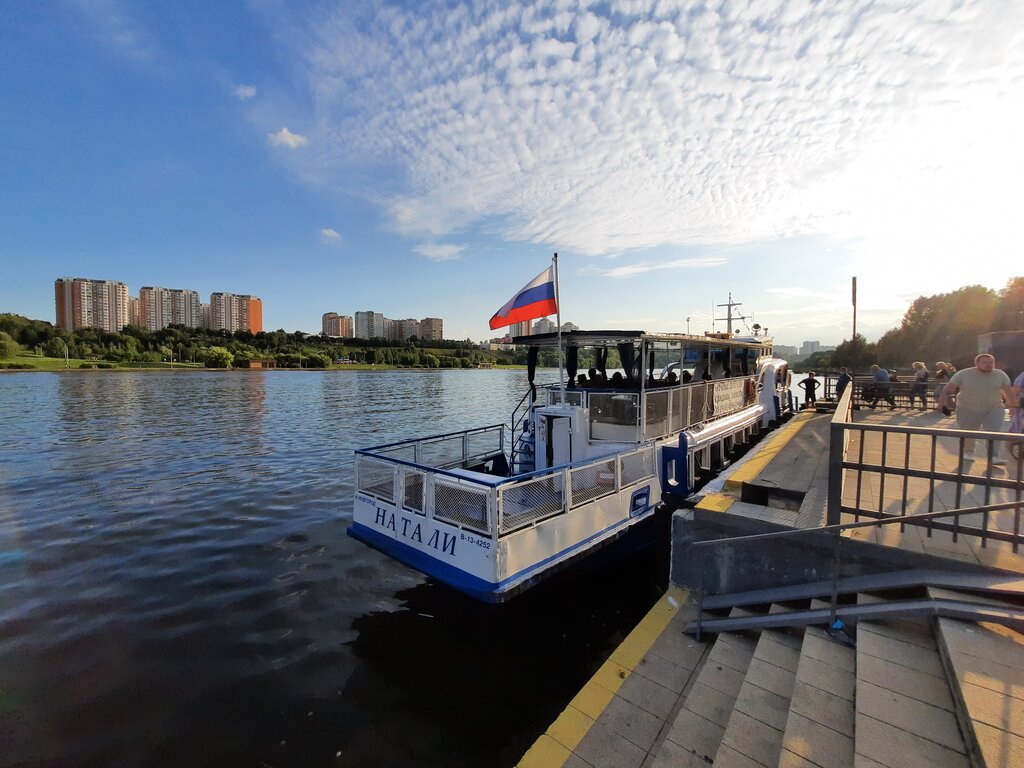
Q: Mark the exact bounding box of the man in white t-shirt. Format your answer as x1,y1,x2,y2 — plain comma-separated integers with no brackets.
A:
939,354,1014,464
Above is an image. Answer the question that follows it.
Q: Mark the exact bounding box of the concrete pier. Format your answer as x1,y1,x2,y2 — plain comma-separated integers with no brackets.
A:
517,408,1024,768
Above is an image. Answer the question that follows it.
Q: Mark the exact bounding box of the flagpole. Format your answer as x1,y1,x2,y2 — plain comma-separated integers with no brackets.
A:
554,253,564,400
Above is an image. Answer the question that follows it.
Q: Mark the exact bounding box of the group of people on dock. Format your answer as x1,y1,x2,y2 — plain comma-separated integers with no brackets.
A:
804,355,1021,466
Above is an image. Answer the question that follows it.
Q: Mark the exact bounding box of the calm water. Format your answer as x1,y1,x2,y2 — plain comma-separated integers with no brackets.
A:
0,371,666,768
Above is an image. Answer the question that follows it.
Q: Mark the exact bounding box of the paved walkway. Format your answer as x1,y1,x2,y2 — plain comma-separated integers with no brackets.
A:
516,586,705,768
840,409,1024,574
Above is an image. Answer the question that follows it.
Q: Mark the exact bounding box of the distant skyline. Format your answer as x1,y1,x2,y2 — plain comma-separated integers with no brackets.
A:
2,1,1020,346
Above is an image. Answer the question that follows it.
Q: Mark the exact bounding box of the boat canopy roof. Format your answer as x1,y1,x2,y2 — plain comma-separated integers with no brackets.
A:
512,329,772,350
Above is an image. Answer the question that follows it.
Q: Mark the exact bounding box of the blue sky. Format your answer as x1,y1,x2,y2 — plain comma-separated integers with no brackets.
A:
1,0,1020,346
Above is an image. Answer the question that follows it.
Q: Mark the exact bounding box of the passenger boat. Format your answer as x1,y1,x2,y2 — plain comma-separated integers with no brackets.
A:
348,328,792,602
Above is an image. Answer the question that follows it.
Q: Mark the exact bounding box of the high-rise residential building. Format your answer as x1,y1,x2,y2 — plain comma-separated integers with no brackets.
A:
560,321,579,333
800,340,821,357
420,317,443,341
533,318,556,334
139,286,201,331
210,292,263,333
399,319,420,339
383,318,397,340
509,321,531,338
200,303,211,330
129,296,141,327
354,311,386,339
322,312,353,337
54,277,131,333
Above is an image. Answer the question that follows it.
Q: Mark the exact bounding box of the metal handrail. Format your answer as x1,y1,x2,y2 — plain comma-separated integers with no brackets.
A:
691,499,1024,639
509,388,534,470
691,383,1023,637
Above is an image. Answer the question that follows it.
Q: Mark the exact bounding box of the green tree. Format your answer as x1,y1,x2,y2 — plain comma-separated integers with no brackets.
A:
201,346,234,368
0,331,19,359
43,337,67,359
830,334,877,373
304,352,331,368
876,285,998,369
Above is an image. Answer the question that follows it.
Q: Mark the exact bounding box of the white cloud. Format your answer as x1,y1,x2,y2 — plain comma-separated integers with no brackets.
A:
235,84,257,100
414,243,465,262
72,0,159,67
267,127,308,149
266,0,1024,267
320,228,342,244
581,255,727,278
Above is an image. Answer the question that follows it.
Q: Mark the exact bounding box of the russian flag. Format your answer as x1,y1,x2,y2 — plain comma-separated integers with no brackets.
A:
489,266,558,330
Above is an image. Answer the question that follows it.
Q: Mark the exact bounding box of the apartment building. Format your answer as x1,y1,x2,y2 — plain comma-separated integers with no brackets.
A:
354,310,386,339
322,312,353,337
420,317,443,341
139,286,202,331
54,277,131,333
532,318,556,334
210,292,263,333
398,319,420,340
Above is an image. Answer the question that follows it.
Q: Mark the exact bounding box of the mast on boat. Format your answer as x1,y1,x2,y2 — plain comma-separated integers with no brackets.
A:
715,292,749,335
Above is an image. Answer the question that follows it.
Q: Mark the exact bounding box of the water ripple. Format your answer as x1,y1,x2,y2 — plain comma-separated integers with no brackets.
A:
0,369,659,768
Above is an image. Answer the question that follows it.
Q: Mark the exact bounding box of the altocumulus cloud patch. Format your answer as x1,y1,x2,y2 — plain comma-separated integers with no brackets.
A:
271,0,1024,256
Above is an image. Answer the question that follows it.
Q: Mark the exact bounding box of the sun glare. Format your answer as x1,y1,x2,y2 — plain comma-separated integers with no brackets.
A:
820,81,1021,304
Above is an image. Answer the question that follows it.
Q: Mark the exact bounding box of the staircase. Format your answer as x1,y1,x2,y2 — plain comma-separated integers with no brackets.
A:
651,584,1024,768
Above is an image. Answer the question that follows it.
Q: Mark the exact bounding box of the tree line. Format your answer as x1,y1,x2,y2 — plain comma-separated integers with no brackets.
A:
3,277,1021,372
0,315,508,369
801,278,1024,374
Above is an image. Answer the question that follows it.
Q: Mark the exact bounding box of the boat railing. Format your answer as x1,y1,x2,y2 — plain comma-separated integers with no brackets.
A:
355,432,658,540
544,378,756,442
367,423,507,470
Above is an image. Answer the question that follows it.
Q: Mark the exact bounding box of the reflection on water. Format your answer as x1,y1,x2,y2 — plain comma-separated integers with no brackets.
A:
0,370,662,768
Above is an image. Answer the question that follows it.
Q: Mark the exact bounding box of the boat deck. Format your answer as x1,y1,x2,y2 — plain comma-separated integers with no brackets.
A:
517,408,1024,768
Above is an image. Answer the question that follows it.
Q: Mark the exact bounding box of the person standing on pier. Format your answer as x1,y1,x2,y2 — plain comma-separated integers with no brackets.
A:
799,371,820,406
934,361,952,413
836,367,852,399
939,354,1014,465
910,361,929,409
868,365,897,409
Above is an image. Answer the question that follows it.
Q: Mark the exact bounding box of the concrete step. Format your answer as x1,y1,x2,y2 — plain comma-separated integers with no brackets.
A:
714,604,803,767
853,592,971,768
654,608,759,767
932,588,1024,768
778,598,855,768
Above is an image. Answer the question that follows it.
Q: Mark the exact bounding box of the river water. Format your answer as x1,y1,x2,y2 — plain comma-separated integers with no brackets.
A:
0,370,667,768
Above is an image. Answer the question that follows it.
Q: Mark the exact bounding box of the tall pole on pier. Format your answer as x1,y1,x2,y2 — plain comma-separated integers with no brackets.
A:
852,276,858,340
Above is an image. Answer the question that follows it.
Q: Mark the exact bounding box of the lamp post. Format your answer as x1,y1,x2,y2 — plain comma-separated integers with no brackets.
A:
686,316,691,334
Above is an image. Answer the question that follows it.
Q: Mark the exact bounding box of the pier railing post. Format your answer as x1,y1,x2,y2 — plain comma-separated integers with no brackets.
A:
827,395,849,527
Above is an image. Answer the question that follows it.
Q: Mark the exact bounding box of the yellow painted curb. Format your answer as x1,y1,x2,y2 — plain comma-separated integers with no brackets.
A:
696,492,734,512
724,411,815,491
569,682,616,720
514,587,689,768
517,734,571,768
547,705,594,751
